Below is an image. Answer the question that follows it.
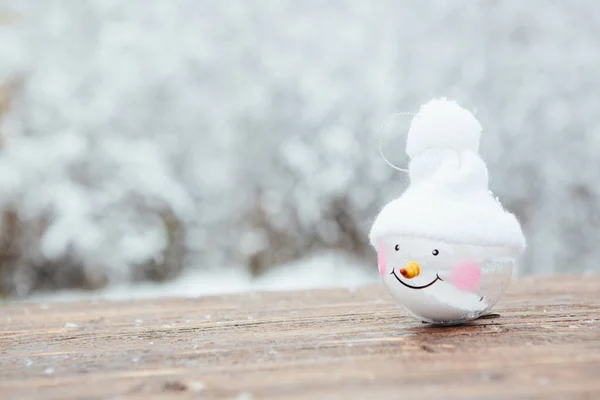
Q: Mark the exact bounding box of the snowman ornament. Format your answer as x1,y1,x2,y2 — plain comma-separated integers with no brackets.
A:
370,98,526,325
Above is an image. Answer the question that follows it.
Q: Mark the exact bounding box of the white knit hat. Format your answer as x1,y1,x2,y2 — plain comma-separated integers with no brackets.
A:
369,98,526,254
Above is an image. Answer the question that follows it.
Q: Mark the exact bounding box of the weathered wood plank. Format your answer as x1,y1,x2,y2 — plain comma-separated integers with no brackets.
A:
1,275,599,399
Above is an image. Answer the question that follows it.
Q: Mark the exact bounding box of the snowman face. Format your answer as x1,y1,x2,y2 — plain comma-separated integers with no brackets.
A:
377,236,514,324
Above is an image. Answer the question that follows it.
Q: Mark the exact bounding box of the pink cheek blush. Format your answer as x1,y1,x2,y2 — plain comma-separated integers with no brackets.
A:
377,242,387,277
451,261,482,292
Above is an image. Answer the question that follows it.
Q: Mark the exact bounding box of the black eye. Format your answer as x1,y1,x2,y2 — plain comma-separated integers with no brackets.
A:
432,249,439,256
394,245,400,251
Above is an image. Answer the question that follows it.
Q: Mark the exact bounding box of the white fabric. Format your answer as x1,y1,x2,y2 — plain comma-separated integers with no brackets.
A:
370,98,526,254
406,97,482,158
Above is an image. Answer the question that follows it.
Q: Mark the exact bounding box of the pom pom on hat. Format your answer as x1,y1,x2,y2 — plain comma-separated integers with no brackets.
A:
370,98,526,254
406,97,482,159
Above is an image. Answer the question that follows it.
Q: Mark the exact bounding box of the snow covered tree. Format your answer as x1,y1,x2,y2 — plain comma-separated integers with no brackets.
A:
1,0,600,296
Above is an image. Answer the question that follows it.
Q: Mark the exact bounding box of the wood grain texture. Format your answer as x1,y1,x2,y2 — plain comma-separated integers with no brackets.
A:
1,275,599,400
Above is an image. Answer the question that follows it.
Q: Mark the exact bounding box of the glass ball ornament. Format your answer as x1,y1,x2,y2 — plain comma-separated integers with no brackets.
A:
377,237,515,325
370,98,526,325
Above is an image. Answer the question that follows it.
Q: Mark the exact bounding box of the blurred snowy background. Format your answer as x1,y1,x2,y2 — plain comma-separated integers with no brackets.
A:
1,0,599,300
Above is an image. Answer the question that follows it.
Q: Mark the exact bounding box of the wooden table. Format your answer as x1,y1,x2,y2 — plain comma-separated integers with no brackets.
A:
1,275,599,399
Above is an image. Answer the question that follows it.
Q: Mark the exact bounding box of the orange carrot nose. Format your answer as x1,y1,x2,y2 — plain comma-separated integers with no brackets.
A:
400,262,420,279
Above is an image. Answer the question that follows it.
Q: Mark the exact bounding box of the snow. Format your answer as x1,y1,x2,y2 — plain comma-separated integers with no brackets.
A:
236,392,253,400
25,251,377,302
1,1,600,299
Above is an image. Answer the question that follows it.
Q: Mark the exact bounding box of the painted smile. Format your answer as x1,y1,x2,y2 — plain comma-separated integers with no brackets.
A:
390,268,442,289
